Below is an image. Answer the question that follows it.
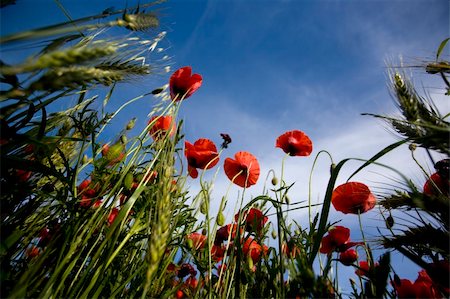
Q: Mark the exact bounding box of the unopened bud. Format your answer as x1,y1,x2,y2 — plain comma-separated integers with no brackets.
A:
151,87,164,95
124,173,134,190
126,118,136,130
120,135,127,144
247,255,254,270
186,239,194,249
271,229,277,239
271,176,278,186
200,201,207,214
216,212,225,226
82,155,89,164
408,143,417,152
386,215,394,229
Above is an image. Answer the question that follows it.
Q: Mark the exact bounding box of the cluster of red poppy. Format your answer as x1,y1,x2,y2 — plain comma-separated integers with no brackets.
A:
166,262,199,299
181,207,269,285
319,225,362,266
393,269,444,298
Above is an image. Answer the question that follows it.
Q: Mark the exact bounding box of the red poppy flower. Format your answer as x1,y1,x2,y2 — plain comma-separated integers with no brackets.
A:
414,270,441,298
186,232,207,250
211,244,226,262
282,239,301,259
320,226,350,254
242,237,267,263
234,208,268,234
185,139,219,178
215,223,240,245
78,179,100,207
426,260,450,297
175,290,184,299
107,207,119,226
424,172,449,197
339,249,358,266
169,66,202,101
185,276,198,289
275,130,313,157
148,115,176,140
15,169,32,182
26,246,40,259
224,151,260,188
355,261,378,277
393,278,416,298
177,263,197,278
331,182,376,214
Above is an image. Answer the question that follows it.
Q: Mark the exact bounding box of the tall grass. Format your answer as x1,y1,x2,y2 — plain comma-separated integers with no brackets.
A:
1,2,448,298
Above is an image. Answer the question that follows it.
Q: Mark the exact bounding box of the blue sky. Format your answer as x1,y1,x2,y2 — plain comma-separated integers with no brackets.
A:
1,0,449,293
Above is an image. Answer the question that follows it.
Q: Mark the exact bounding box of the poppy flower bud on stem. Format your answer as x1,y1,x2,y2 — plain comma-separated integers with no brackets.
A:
271,229,277,239
216,212,225,226
386,215,394,229
408,143,417,152
271,176,278,186
126,118,136,130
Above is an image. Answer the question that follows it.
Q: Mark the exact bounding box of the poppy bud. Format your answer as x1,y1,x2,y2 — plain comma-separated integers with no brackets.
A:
247,255,254,271
271,176,278,186
216,212,225,226
151,87,164,95
82,155,89,164
186,238,194,249
200,200,207,215
271,229,277,239
120,135,127,144
386,215,394,229
408,143,417,151
124,173,134,190
126,118,136,130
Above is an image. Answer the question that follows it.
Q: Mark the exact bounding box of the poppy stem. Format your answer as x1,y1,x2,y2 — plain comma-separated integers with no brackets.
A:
276,154,288,298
